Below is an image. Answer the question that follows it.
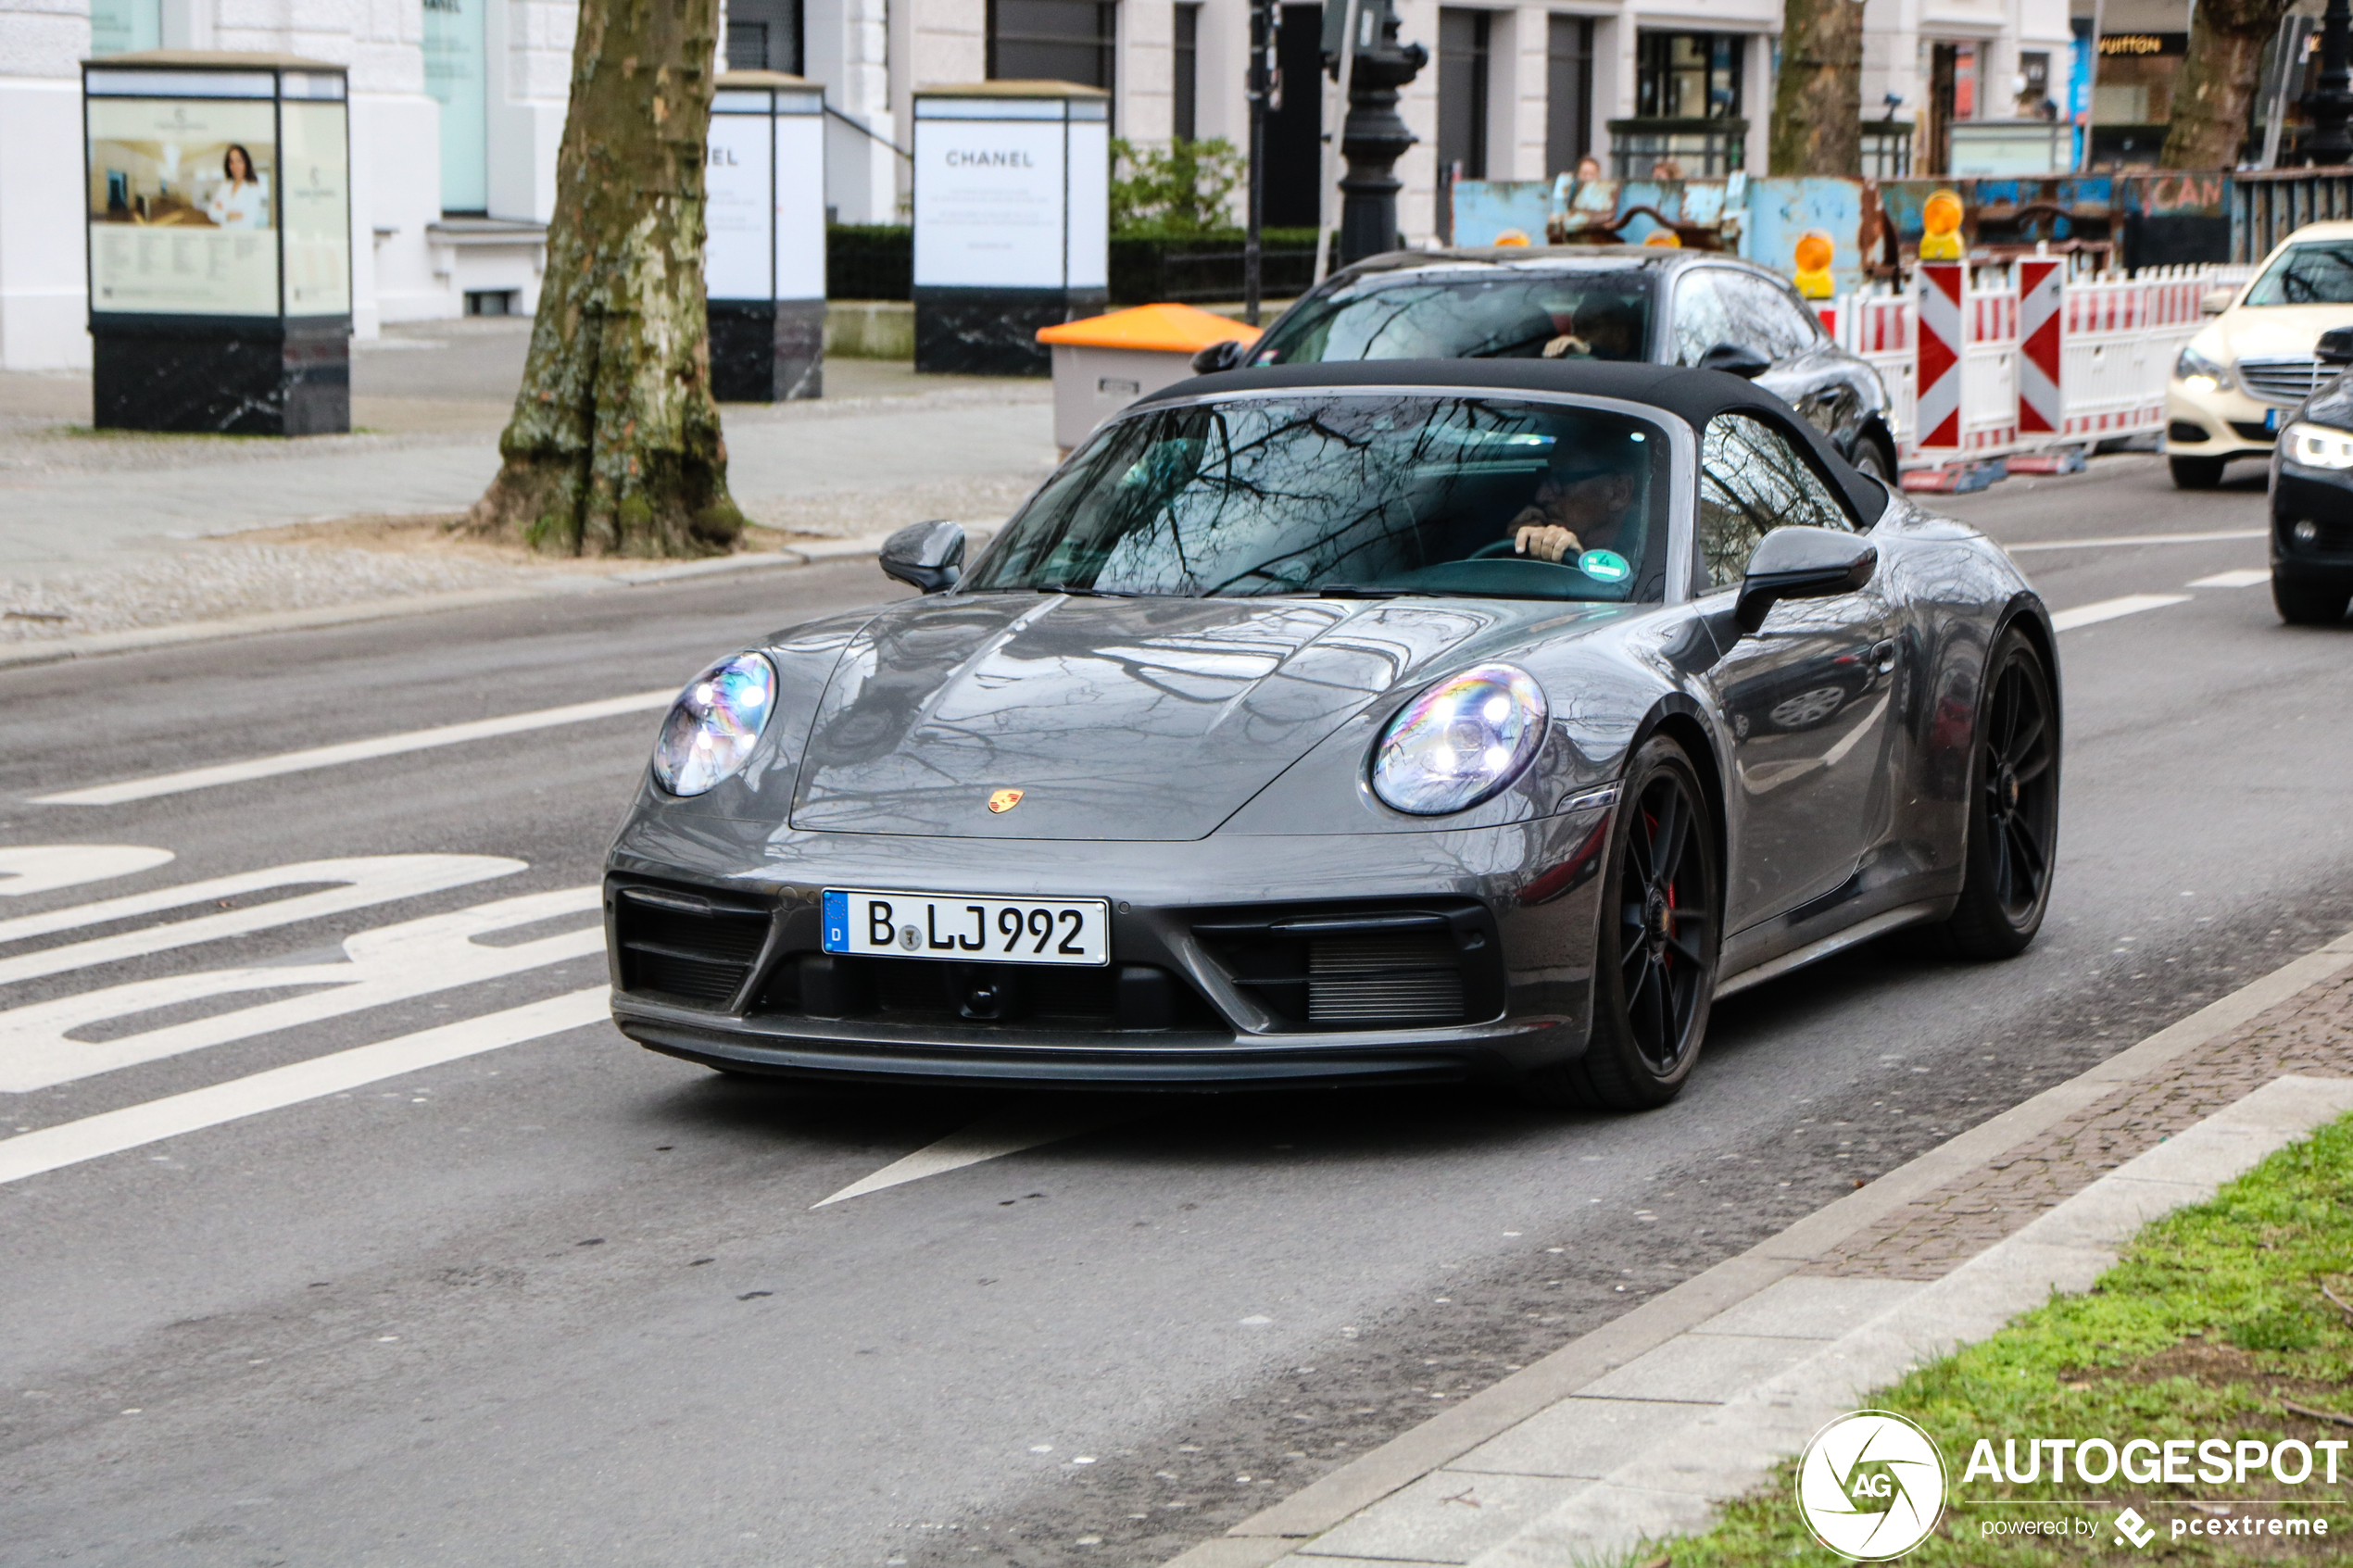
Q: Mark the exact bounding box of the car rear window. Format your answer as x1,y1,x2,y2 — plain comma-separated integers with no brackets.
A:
1252,270,1657,366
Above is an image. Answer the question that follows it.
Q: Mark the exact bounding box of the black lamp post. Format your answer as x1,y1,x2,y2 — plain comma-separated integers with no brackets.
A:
2307,0,2353,166
1328,5,1427,268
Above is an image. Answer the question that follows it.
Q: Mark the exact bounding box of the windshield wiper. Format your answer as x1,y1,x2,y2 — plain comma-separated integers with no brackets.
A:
1307,583,1408,598
1038,581,1140,598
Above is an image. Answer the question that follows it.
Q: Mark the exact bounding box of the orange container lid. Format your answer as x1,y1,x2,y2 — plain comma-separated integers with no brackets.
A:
1037,302,1265,352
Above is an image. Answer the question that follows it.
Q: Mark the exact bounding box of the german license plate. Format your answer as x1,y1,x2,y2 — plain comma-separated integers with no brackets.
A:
822,888,1110,966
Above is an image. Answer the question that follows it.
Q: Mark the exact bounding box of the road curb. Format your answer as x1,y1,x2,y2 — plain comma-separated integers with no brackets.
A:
0,534,909,672
1164,924,2353,1567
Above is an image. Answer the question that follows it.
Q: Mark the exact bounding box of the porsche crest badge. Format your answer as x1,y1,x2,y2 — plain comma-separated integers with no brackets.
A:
988,788,1024,814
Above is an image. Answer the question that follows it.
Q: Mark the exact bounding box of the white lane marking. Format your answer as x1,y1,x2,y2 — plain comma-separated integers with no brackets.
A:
2050,594,2193,633
0,885,601,1092
2005,529,2266,554
2188,568,2271,588
0,987,609,1187
0,845,173,897
30,689,676,807
0,855,521,990
812,1110,1135,1208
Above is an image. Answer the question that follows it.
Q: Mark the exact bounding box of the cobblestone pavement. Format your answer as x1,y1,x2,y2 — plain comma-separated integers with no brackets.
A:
1808,968,2353,1279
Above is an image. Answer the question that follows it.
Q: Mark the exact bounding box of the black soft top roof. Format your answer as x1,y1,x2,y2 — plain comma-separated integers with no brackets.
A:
1135,358,1889,525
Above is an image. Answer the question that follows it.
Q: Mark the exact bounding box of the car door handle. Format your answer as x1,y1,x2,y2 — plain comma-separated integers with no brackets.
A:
1870,638,1897,674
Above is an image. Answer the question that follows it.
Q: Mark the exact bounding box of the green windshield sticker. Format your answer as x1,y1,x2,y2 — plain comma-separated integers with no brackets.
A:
1579,548,1630,583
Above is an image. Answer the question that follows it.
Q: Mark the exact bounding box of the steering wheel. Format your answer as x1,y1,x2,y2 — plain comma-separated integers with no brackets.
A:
1468,538,1529,560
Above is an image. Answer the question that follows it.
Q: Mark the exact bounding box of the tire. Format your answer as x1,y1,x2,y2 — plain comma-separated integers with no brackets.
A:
1852,438,1896,485
2273,571,2350,626
2170,456,2226,489
1939,628,2059,960
1525,736,1720,1111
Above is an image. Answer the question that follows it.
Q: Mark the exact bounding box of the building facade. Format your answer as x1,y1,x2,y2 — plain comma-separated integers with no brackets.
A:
0,0,2082,370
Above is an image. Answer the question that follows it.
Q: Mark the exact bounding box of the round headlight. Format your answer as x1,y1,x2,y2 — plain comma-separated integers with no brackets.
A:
1371,663,1548,815
652,652,776,797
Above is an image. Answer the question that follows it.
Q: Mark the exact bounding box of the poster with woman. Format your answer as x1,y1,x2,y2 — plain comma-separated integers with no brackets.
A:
86,94,279,315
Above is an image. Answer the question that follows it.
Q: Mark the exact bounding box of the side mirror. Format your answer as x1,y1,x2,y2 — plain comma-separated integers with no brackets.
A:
1697,340,1772,379
879,519,965,595
1734,527,1877,633
2199,286,2234,316
2319,326,2353,369
1190,338,1252,375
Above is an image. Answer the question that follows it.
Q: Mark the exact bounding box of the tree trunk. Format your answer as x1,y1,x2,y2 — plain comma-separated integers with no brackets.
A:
2162,0,2293,169
1769,0,1864,177
465,0,743,558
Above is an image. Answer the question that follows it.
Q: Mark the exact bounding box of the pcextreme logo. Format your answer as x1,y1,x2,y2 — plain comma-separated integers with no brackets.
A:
1796,1411,1947,1560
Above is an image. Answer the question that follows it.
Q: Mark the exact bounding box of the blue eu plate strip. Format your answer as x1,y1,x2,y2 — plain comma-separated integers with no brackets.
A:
822,889,849,953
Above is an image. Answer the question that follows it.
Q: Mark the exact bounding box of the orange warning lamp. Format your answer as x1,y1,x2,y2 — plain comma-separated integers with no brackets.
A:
1792,230,1835,299
1642,229,1683,247
1492,228,1531,246
1919,190,1965,261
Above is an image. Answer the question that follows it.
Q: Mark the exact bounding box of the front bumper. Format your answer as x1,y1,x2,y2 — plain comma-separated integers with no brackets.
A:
2165,380,2283,460
603,806,1616,1089
2271,461,2353,587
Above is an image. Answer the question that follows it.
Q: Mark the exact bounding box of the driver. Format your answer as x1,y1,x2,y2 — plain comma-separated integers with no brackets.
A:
1541,295,1645,362
1508,458,1642,564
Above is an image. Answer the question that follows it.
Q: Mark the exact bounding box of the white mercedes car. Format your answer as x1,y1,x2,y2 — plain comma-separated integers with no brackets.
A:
2167,220,2353,489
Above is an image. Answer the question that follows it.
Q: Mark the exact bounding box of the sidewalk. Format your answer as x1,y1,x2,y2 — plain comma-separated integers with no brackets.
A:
1169,931,2353,1568
0,319,1053,646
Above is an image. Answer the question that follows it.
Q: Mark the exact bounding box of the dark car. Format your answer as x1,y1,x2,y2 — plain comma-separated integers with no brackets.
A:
602,360,2056,1112
2268,325,2353,624
1193,246,1901,483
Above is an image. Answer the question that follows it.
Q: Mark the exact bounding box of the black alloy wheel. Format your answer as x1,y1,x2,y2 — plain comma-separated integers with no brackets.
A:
2272,570,2350,626
1941,627,2058,959
1527,736,1719,1111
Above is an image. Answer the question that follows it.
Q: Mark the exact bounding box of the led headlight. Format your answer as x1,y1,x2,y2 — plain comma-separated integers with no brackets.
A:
2173,346,2234,395
2284,421,2353,470
651,652,776,796
1371,663,1548,816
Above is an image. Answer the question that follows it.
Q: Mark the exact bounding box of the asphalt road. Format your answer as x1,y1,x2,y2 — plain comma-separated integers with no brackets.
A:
4,455,2347,1568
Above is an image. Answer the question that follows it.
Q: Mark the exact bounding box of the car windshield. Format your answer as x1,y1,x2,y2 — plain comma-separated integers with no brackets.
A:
2245,242,2353,306
1251,270,1656,364
963,394,1670,603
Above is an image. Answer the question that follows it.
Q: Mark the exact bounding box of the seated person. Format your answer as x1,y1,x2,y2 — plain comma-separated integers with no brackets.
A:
1541,295,1645,362
1508,455,1643,565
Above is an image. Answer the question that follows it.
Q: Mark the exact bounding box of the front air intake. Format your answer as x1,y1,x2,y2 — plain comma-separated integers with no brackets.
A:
1308,934,1466,1023
613,888,771,1009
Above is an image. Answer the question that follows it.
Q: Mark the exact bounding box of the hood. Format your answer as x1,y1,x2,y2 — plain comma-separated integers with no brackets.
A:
787,594,1516,840
2213,305,2353,363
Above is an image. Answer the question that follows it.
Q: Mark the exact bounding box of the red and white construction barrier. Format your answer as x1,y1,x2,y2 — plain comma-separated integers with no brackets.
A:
2016,258,2063,436
1828,262,2252,470
1914,263,1964,456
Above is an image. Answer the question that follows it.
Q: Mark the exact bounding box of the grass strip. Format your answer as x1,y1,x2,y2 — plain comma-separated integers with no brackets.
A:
1662,1110,2353,1565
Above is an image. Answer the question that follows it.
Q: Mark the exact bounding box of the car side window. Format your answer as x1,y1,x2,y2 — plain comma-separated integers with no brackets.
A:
1715,270,1824,362
1696,412,1857,590
1671,270,1735,367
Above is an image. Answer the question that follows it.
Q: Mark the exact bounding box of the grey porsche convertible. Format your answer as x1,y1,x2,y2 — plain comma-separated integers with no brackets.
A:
604,359,2058,1110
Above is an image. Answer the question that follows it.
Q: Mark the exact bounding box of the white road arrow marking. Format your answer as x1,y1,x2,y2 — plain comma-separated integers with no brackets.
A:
30,689,676,807
0,987,610,1186
0,845,173,897
0,885,602,1092
2049,594,2193,633
812,1110,1137,1208
0,855,523,989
